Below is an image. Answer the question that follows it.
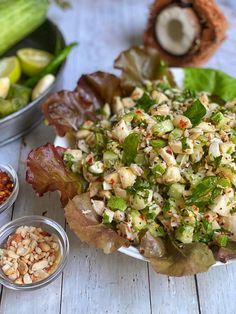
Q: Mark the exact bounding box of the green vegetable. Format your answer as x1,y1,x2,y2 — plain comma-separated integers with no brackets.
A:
168,183,185,199
153,119,174,135
103,151,118,163
102,213,111,224
175,225,194,244
149,223,166,237
136,92,155,112
217,178,231,188
232,131,236,144
150,139,167,150
0,0,48,56
107,196,127,212
184,99,206,127
0,98,23,118
214,234,228,247
211,112,224,124
152,164,166,176
184,68,236,102
7,84,31,102
129,210,147,231
0,84,31,118
169,128,183,141
24,42,78,87
102,209,114,224
186,176,218,206
122,133,140,165
63,152,75,168
181,138,191,151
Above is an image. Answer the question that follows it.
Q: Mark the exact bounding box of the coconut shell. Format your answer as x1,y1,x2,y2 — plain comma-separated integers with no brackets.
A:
144,0,228,66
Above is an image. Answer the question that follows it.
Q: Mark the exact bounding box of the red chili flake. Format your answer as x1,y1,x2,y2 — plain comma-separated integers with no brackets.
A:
179,119,188,128
86,155,93,165
110,179,115,185
0,171,14,205
140,214,145,220
166,147,173,155
135,110,143,114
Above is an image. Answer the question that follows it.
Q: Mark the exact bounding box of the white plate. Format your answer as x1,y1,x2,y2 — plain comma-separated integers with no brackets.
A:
54,68,229,266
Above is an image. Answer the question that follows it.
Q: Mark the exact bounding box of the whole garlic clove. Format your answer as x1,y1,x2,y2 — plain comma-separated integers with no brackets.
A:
32,74,55,100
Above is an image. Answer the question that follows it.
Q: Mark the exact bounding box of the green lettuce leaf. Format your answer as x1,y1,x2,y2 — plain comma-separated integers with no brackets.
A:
184,68,236,101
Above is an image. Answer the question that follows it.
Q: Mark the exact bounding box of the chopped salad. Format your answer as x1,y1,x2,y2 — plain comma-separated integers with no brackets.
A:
63,82,236,248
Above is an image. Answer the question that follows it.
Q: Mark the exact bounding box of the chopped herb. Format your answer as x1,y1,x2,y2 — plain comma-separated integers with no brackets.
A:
181,138,190,151
186,176,218,206
122,133,140,165
184,99,206,127
136,92,155,112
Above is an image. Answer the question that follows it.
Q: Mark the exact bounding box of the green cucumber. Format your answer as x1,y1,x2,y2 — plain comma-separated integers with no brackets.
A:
0,0,48,56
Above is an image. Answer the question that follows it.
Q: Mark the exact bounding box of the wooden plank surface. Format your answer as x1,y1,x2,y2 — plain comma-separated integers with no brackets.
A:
0,0,235,313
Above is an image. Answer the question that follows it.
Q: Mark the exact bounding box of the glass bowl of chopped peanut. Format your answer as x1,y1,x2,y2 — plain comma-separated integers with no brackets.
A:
0,164,19,220
0,215,69,290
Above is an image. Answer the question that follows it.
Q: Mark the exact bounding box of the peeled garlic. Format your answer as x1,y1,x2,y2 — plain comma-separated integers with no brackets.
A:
0,77,10,99
32,74,55,100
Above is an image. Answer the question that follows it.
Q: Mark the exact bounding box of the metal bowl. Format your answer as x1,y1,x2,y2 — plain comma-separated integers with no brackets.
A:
0,19,66,147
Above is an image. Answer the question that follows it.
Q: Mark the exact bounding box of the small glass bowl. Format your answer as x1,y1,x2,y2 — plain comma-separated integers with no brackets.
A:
0,164,19,215
0,215,69,290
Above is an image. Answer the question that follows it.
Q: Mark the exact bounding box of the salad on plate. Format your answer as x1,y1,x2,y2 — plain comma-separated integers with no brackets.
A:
26,47,236,276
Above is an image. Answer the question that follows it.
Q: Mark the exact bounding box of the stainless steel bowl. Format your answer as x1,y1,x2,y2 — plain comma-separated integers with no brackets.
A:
0,19,66,147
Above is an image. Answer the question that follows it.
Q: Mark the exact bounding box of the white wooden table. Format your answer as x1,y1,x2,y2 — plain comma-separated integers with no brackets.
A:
0,1,236,313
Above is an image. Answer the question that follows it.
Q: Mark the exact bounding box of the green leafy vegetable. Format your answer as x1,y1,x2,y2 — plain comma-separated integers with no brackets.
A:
184,99,206,127
136,92,155,112
122,133,140,165
184,68,236,102
186,176,218,206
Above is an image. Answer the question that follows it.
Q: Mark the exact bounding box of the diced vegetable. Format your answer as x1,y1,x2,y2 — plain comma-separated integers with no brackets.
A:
103,151,118,163
129,210,147,231
168,183,185,199
175,225,194,244
107,196,127,212
211,112,224,124
150,139,167,150
153,119,174,135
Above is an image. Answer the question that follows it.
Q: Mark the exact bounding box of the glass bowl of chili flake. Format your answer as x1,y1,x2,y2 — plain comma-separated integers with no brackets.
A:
0,165,19,215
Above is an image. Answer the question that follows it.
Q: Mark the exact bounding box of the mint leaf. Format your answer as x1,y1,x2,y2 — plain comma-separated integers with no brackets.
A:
136,93,155,112
184,99,206,126
122,133,140,165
